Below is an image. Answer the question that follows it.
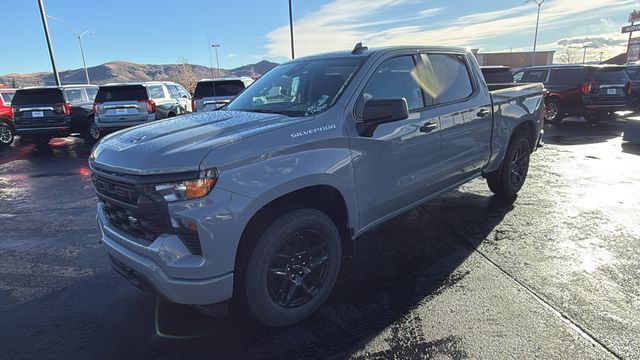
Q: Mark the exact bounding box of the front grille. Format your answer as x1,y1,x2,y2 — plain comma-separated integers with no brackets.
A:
102,201,162,243
92,174,139,205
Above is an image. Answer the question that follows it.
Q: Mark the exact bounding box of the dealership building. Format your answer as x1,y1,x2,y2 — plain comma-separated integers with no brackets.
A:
474,51,556,70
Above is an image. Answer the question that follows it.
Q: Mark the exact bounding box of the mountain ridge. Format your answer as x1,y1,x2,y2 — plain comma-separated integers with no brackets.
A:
0,60,278,87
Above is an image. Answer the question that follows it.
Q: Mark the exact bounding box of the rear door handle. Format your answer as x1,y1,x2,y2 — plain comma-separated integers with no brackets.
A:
419,122,438,133
477,108,491,118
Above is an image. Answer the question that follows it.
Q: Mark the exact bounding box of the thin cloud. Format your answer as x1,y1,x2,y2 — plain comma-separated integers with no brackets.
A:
265,0,635,58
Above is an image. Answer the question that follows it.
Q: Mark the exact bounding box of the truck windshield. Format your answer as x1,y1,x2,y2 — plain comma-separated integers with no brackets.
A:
226,59,362,117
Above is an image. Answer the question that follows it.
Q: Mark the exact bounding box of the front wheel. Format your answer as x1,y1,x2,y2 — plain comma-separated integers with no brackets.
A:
486,136,531,198
244,208,342,327
0,122,14,147
544,99,564,124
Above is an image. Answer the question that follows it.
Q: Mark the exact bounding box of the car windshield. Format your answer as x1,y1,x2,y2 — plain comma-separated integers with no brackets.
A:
226,59,362,117
590,68,629,83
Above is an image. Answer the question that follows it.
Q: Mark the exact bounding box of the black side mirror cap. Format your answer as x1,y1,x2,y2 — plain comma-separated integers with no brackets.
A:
357,98,409,137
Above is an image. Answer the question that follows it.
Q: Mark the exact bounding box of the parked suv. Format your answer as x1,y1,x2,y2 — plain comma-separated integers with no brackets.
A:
94,82,191,135
624,63,640,110
11,85,98,143
0,88,16,146
514,65,632,124
192,77,254,112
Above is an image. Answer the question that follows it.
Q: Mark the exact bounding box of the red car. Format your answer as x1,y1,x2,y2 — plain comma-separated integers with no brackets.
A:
0,88,16,146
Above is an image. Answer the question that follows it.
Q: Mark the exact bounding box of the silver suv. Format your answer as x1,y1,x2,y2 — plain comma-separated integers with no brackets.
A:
192,77,253,112
94,81,191,134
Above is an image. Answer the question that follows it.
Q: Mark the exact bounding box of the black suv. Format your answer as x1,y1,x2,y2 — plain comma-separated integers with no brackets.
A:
11,84,99,143
624,63,640,110
514,65,632,124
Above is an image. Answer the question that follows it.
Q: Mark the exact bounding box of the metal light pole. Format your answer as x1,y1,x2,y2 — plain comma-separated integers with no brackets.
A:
37,0,61,86
47,15,94,84
211,44,221,77
207,34,215,79
525,0,544,66
582,45,589,64
288,0,295,59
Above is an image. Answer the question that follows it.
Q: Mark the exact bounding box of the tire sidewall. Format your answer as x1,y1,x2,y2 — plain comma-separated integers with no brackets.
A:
502,136,530,196
85,118,100,143
0,122,14,146
245,209,342,327
544,99,563,124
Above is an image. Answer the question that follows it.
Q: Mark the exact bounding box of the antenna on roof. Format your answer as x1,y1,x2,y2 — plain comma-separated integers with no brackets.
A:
352,42,368,55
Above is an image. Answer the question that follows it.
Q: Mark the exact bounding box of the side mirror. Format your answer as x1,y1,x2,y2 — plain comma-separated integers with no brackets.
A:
358,98,409,137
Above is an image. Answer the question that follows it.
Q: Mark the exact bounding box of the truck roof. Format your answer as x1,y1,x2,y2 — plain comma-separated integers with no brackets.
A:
290,45,470,62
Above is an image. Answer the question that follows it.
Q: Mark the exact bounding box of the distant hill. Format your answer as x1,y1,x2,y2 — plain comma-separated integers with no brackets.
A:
0,60,278,87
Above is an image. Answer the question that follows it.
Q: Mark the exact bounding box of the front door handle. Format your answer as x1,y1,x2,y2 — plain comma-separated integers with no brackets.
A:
419,121,438,133
477,108,491,118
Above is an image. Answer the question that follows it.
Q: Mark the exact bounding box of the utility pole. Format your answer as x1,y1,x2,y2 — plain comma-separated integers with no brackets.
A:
37,0,61,86
207,34,215,79
211,44,221,77
599,51,604,64
525,0,544,66
582,45,589,64
47,15,94,84
288,0,295,59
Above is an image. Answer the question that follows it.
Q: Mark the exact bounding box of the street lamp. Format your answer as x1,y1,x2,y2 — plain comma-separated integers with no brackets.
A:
525,0,544,66
47,15,94,84
289,0,295,59
211,44,221,77
37,0,60,86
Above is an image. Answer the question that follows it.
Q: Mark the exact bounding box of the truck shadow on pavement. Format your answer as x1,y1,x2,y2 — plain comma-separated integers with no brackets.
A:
543,117,626,146
133,191,515,360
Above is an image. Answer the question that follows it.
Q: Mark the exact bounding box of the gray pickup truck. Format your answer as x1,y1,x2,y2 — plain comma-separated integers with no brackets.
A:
90,45,544,327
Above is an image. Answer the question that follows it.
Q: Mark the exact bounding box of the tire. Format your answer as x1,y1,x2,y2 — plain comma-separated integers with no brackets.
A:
0,122,14,147
486,136,531,198
244,208,342,327
84,118,101,144
544,99,564,124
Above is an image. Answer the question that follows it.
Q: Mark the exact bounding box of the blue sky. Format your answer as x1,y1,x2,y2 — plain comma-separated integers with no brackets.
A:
2,0,636,75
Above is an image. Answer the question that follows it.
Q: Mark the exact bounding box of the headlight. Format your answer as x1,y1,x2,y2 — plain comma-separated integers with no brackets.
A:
154,169,218,202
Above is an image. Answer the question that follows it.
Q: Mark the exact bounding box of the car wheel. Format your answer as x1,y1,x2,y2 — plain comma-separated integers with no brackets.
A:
544,99,564,124
0,122,14,147
486,135,531,198
84,118,101,144
244,208,342,327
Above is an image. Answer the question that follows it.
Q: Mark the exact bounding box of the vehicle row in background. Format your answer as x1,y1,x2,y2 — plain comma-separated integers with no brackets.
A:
0,88,16,146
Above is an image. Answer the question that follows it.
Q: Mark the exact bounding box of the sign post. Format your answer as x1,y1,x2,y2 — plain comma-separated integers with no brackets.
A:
626,10,640,63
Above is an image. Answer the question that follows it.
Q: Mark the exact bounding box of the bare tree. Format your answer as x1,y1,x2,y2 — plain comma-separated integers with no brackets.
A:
172,56,197,93
556,49,577,64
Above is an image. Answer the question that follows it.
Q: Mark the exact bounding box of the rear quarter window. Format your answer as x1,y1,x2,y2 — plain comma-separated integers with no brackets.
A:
548,68,588,85
12,88,64,106
64,89,84,103
1,92,15,104
95,86,148,102
147,85,166,99
589,68,630,83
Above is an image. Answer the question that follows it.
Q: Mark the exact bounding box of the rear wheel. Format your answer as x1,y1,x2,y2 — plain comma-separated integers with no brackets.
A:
244,208,342,327
544,99,564,124
486,136,531,198
84,118,101,144
0,122,14,147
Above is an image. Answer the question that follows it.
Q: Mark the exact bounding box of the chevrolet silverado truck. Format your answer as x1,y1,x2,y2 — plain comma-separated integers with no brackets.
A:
90,45,544,327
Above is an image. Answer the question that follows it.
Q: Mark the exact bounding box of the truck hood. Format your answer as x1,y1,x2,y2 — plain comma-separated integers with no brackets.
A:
91,110,303,175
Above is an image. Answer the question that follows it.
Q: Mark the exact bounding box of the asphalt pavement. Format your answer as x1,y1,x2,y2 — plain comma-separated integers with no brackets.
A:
0,117,639,360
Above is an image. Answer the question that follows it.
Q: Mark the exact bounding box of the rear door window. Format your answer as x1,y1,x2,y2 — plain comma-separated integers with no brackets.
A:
423,53,474,104
167,85,181,99
12,88,64,105
95,85,148,102
147,85,166,99
194,80,245,97
64,88,84,103
522,69,549,83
